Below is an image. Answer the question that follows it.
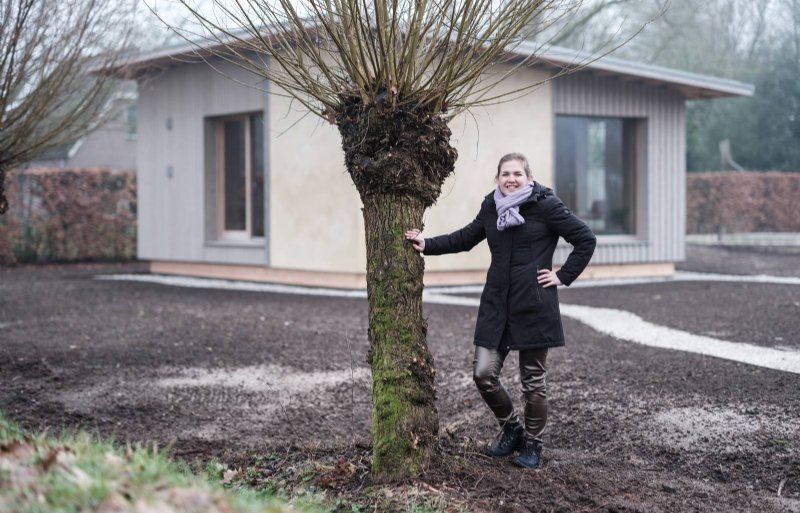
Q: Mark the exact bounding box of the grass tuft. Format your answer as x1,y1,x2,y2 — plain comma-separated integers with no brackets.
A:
1,414,460,513
0,413,308,513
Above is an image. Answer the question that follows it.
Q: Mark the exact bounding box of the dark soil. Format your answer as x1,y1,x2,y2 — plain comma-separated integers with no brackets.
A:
1,247,799,512
559,281,800,349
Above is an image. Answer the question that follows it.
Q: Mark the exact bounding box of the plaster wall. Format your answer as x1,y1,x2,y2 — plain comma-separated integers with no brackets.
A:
423,67,553,272
267,65,552,275
267,92,364,273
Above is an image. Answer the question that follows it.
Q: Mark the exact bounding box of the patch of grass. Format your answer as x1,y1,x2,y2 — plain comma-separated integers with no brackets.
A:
1,414,464,513
0,414,25,441
0,412,318,513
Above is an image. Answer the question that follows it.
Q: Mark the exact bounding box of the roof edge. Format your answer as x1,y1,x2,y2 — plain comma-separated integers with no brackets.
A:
526,43,754,98
117,36,755,99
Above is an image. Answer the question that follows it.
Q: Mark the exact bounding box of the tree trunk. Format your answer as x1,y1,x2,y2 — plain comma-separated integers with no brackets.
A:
0,166,8,215
335,99,458,481
362,193,437,480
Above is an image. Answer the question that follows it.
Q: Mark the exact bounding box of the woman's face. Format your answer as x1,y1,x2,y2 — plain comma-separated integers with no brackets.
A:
495,159,532,196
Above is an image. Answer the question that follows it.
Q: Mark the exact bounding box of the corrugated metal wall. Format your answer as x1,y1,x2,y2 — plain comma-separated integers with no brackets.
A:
552,72,686,265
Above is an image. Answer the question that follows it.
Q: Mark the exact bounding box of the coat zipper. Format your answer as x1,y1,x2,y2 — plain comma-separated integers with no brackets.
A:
535,265,542,302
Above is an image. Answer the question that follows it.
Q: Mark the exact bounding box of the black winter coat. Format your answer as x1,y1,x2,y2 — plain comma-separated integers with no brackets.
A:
424,184,596,350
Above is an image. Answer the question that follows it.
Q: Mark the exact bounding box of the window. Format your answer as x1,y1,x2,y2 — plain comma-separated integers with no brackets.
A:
125,104,137,140
555,116,641,235
215,113,264,239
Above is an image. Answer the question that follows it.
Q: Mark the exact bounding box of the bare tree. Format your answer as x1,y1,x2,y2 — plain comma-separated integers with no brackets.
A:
561,0,800,171
161,0,583,480
0,0,134,215
549,0,775,76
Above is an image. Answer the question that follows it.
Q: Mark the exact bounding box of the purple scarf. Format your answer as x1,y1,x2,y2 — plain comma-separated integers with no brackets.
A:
494,183,534,231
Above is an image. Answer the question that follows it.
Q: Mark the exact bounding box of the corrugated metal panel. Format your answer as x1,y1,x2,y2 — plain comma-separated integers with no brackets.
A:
675,104,687,261
553,72,686,266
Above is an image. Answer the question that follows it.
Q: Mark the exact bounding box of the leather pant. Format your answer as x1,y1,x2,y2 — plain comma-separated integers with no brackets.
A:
473,346,548,441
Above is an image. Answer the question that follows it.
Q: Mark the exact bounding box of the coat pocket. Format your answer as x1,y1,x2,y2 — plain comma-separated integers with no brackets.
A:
512,265,542,316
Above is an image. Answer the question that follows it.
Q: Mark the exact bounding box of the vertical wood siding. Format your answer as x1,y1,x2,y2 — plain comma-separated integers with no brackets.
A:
552,72,686,266
137,60,267,264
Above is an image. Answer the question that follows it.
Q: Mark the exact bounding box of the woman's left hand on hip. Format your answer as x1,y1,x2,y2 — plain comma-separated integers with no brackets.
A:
537,268,562,288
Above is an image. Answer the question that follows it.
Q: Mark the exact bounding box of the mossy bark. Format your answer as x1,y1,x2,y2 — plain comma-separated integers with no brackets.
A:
0,166,8,215
362,194,437,480
335,98,457,481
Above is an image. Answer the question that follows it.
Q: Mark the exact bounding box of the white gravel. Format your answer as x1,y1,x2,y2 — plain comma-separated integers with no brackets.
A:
559,304,800,374
155,364,371,392
647,405,800,452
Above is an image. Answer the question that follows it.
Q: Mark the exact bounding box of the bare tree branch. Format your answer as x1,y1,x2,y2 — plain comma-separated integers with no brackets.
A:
152,0,589,122
0,0,135,214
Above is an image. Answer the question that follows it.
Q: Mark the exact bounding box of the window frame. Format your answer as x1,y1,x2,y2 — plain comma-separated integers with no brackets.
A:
554,114,646,239
214,113,264,242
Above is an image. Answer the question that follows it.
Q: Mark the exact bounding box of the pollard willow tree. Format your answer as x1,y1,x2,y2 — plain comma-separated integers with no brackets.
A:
0,0,134,215
170,0,579,480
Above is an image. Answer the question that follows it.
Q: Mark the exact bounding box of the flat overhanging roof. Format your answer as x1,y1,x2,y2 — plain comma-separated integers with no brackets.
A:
118,37,754,100
526,43,754,99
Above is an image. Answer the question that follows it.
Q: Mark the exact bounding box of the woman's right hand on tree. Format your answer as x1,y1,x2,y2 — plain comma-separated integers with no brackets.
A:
404,229,425,252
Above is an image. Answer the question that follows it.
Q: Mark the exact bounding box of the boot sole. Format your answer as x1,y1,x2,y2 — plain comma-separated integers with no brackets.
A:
512,460,542,470
485,448,518,457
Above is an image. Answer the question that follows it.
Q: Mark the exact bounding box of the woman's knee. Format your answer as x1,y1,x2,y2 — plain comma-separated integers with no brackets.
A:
520,371,546,395
473,346,505,392
473,366,499,391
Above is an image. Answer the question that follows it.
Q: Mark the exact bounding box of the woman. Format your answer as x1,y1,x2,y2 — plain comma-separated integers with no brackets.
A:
405,152,596,469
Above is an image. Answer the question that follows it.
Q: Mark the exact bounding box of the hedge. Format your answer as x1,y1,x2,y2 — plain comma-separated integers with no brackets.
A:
686,171,800,234
2,169,796,264
0,168,136,264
